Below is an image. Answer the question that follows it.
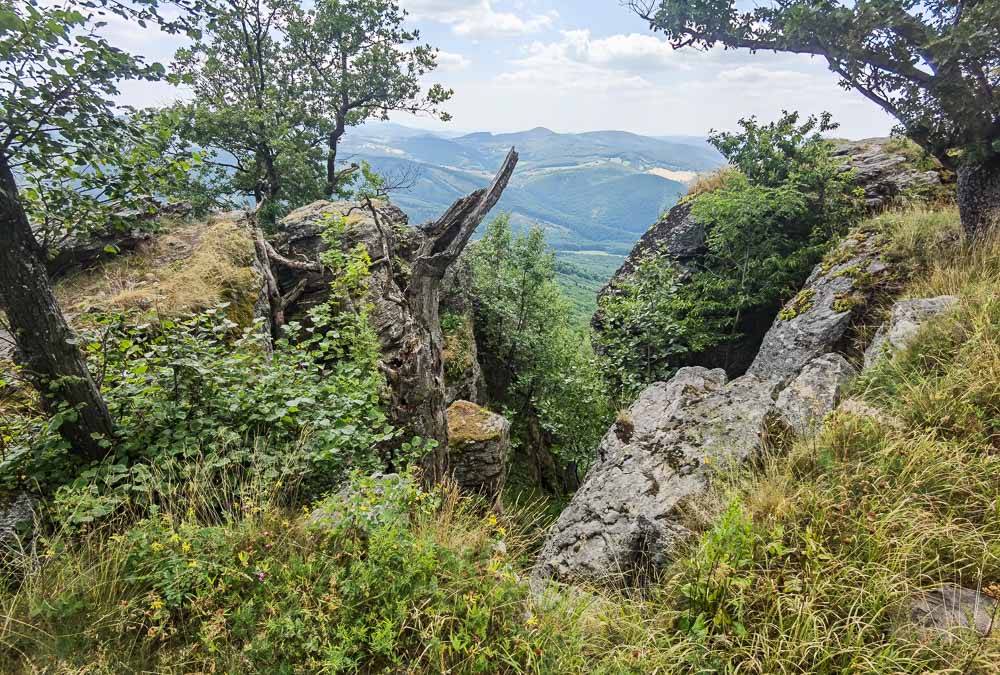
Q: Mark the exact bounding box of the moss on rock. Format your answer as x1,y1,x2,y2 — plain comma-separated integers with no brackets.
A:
447,400,503,445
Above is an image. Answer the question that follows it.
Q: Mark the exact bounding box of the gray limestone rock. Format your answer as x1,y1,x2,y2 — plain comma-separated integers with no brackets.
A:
0,493,36,557
748,231,890,386
776,353,857,435
533,367,776,585
831,139,945,210
905,585,997,641
863,296,959,369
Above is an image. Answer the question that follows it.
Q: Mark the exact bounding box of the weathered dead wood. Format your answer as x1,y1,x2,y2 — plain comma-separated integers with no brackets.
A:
402,148,519,483
252,227,286,337
269,149,519,486
262,238,323,273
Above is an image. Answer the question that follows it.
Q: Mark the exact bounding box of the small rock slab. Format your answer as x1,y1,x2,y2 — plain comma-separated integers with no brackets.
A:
863,296,958,369
0,493,36,557
447,401,510,501
776,353,857,435
906,585,997,642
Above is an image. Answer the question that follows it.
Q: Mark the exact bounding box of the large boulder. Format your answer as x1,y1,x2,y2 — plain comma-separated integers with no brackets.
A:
537,221,898,586
446,401,510,502
534,368,777,585
863,296,958,369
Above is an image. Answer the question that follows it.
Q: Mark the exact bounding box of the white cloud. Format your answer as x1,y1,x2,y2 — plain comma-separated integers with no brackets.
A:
436,50,472,71
493,30,685,93
556,30,688,72
716,65,815,89
401,0,555,38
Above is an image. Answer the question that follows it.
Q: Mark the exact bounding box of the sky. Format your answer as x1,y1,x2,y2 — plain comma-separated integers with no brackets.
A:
113,0,897,139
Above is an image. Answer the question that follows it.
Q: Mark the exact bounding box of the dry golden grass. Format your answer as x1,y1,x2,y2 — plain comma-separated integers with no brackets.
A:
683,166,739,200
55,215,260,327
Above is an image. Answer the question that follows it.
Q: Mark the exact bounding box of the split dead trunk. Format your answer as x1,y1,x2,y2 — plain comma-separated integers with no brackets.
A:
385,149,519,483
0,154,114,461
957,156,1000,239
270,148,519,485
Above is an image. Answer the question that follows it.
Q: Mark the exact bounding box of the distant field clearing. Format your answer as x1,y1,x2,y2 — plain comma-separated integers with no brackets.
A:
646,167,700,183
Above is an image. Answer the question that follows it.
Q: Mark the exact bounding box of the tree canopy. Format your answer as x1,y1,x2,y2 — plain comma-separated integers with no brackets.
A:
630,0,1000,235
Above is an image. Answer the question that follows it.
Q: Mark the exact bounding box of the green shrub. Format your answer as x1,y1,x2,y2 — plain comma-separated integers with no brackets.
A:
598,112,864,395
0,470,588,673
468,216,612,476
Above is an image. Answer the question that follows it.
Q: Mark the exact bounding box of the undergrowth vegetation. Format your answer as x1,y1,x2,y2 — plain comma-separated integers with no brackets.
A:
3,206,997,673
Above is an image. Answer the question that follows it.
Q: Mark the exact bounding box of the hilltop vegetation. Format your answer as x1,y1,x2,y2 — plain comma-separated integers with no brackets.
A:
3,0,1000,672
4,205,998,673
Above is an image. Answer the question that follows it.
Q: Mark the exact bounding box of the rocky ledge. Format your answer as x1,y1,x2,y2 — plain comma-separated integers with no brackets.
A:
535,221,956,587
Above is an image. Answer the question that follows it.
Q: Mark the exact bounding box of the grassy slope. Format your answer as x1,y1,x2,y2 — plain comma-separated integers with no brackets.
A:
2,206,998,673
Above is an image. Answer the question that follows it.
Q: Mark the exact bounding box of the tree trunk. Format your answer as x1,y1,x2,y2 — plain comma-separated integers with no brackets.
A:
326,118,346,197
404,149,519,483
0,155,114,461
957,156,1000,239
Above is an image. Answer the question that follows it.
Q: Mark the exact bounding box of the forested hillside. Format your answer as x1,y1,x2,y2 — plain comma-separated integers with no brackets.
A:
340,124,722,254
1,0,999,672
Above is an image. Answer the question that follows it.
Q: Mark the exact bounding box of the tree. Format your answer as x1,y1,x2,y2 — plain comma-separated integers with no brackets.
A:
630,0,1000,237
0,0,199,460
469,216,611,491
284,0,452,196
170,0,325,219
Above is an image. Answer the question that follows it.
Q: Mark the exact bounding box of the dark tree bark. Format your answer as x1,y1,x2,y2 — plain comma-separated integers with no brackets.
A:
0,154,114,461
957,157,1000,239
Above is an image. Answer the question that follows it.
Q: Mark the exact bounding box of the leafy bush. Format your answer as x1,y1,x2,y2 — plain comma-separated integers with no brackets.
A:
1,470,586,673
598,112,863,397
1,219,399,522
467,216,612,480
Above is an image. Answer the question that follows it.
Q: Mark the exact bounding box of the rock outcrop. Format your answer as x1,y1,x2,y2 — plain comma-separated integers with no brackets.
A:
747,228,891,385
863,296,958,369
831,139,945,210
535,368,777,585
594,139,948,376
776,354,856,435
446,400,510,502
536,222,897,586
905,585,997,642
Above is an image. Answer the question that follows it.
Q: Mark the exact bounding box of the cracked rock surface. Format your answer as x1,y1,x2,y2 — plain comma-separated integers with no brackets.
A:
533,368,776,585
863,296,958,369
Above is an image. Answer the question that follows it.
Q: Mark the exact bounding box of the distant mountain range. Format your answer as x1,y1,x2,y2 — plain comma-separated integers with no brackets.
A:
341,123,725,255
